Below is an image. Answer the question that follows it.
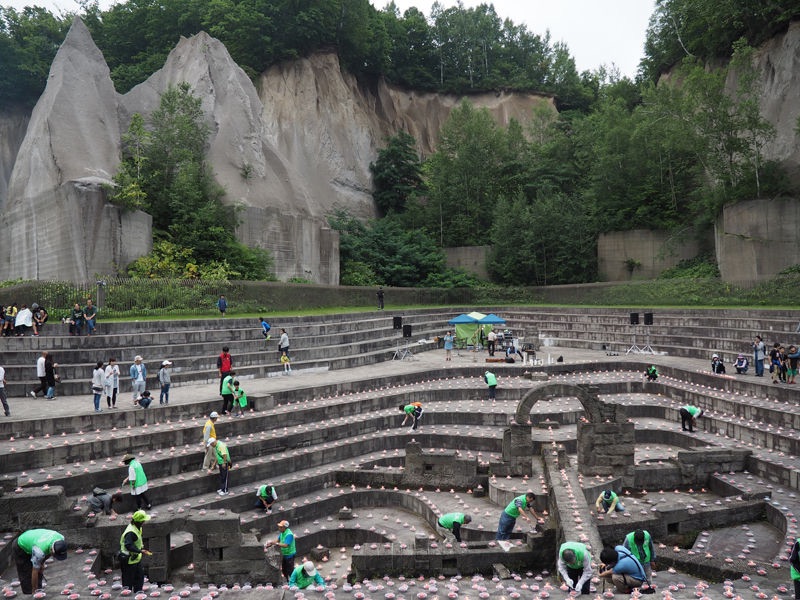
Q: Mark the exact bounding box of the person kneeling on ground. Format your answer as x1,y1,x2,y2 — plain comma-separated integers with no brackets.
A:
87,487,123,516
135,390,152,409
595,489,625,514
711,353,726,374
734,354,749,374
645,365,658,381
599,546,647,594
289,560,325,590
254,483,277,513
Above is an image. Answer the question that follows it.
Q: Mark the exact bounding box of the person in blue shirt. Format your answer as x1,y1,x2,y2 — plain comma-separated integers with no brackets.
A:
599,546,647,594
259,317,271,341
216,295,228,317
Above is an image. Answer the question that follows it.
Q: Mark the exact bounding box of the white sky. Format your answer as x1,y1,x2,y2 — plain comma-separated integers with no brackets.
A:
4,0,656,78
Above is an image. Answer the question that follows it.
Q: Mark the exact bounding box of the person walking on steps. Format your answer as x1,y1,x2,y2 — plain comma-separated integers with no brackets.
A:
220,371,236,415
400,402,423,431
122,454,152,510
13,528,68,595
260,317,272,342
30,351,48,398
0,362,10,416
217,346,233,395
119,510,152,592
278,329,290,358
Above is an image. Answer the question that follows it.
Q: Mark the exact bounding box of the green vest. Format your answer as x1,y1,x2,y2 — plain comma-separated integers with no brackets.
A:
130,459,147,488
221,375,234,395
279,528,296,556
120,523,143,564
626,531,652,563
438,512,466,529
17,529,64,556
682,405,701,418
504,494,528,518
792,563,800,581
215,441,230,465
485,372,497,386
258,485,275,500
560,541,587,569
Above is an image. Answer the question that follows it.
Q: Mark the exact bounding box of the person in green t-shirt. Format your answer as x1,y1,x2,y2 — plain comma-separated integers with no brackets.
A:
496,492,539,540
679,405,703,432
436,512,472,543
13,529,67,594
289,561,325,589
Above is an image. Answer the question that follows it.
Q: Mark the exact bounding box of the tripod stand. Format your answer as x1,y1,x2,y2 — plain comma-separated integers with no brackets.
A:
392,341,414,361
640,328,655,354
626,327,642,354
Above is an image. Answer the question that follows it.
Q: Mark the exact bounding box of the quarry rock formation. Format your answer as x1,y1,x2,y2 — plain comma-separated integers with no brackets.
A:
0,16,798,283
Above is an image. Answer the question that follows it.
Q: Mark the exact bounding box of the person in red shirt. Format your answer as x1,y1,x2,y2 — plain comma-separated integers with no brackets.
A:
217,346,233,395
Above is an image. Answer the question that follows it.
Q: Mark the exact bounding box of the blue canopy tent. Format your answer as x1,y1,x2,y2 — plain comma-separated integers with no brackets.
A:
447,312,505,347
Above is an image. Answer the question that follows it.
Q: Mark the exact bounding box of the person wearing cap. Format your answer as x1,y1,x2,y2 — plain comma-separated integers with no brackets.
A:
130,356,147,402
288,560,325,589
207,437,232,495
158,360,172,405
119,510,152,592
679,404,703,432
202,412,219,472
484,370,497,400
121,454,152,510
264,520,296,580
734,354,749,374
13,528,67,594
595,489,625,514
711,353,726,374
436,512,471,543
254,483,278,513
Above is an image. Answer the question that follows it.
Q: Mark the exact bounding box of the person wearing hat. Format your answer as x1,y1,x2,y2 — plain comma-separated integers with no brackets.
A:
202,412,219,472
121,454,152,510
679,404,703,432
13,528,67,594
288,560,325,589
595,489,625,514
130,356,147,402
436,512,472,543
711,353,726,374
158,360,172,405
119,510,152,592
734,354,749,374
264,520,296,580
207,437,232,495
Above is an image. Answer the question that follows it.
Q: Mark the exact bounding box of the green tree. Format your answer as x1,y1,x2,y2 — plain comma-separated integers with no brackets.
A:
369,130,424,215
424,100,508,246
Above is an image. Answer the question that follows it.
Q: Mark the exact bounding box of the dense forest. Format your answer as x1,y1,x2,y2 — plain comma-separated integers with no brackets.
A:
1,0,799,285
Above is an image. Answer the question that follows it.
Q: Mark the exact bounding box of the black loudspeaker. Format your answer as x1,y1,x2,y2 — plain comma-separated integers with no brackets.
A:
393,316,402,330
644,312,653,326
402,324,412,338
629,312,639,325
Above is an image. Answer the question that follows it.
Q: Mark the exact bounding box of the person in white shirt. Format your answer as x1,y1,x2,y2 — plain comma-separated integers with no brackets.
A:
30,351,48,398
104,358,121,409
14,305,33,336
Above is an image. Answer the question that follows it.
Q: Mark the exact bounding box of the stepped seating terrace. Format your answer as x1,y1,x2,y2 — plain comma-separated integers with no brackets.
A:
1,308,800,599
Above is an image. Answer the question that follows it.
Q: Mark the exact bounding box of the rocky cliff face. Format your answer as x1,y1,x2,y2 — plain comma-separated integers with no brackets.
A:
0,19,552,284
